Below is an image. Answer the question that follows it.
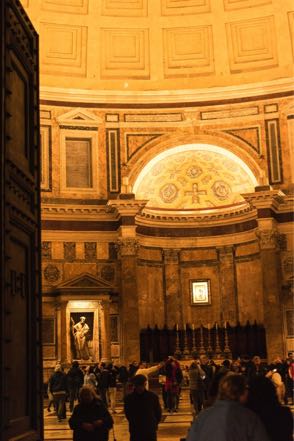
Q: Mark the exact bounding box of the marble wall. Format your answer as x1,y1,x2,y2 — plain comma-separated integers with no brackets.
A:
40,92,293,364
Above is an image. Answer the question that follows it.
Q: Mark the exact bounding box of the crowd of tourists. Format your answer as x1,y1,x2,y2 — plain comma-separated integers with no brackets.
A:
47,352,294,441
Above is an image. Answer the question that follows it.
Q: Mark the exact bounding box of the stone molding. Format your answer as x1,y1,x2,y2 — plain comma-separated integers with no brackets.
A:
108,199,148,217
42,204,117,220
136,201,255,226
242,189,286,210
39,78,293,104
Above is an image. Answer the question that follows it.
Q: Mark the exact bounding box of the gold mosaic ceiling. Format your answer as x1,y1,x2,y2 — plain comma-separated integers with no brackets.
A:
134,147,256,210
22,0,294,93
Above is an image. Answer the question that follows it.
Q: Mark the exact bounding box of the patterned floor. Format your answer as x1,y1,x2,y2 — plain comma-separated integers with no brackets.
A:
44,387,193,441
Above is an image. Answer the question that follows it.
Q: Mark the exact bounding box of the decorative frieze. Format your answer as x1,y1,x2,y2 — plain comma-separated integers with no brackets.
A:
64,242,76,261
100,265,115,282
85,242,97,260
42,241,52,259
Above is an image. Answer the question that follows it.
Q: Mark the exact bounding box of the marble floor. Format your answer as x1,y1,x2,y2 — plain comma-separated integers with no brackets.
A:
44,387,193,441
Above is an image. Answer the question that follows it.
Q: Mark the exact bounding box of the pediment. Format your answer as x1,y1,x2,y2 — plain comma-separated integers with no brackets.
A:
56,273,113,291
57,108,102,127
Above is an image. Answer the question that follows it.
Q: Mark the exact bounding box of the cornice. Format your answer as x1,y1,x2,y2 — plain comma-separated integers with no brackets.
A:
107,198,148,217
242,190,288,211
41,203,118,221
137,229,257,249
136,202,255,228
40,78,293,106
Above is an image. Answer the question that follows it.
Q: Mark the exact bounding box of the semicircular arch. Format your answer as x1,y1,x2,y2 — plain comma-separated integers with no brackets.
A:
127,131,265,190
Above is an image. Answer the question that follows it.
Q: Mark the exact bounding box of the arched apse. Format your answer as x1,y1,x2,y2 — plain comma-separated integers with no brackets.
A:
133,144,258,210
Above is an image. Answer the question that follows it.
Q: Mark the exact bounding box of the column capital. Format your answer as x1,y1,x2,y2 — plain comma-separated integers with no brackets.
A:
162,248,180,263
216,245,235,258
100,297,111,309
256,228,281,250
116,238,139,257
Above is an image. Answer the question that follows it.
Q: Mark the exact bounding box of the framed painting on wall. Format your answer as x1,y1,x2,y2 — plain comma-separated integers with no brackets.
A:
190,279,211,305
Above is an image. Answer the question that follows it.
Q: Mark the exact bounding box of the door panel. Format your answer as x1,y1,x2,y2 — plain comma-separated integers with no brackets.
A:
0,1,42,440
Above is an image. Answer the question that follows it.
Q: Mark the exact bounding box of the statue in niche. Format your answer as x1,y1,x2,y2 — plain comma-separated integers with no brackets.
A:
71,316,90,360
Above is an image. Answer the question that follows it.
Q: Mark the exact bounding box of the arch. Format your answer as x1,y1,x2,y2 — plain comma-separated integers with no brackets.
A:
128,131,265,190
132,143,260,210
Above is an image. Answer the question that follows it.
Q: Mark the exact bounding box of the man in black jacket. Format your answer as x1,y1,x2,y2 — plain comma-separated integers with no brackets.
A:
66,360,84,412
48,364,67,422
124,374,162,441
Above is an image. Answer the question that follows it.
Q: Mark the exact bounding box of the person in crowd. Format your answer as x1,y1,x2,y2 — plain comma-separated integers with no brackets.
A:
107,363,118,414
231,359,243,374
158,365,167,409
218,359,231,375
118,363,129,398
84,365,98,391
203,369,229,409
247,355,268,381
128,361,138,379
164,356,183,413
93,363,101,384
285,352,294,405
188,360,206,417
98,363,110,407
46,381,55,412
200,355,214,401
67,360,84,412
182,365,190,386
135,361,162,390
247,375,293,441
48,364,67,422
124,374,162,441
69,385,113,441
186,373,270,441
265,365,285,404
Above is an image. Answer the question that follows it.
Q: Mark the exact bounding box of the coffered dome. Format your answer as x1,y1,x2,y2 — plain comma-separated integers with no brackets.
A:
21,0,294,97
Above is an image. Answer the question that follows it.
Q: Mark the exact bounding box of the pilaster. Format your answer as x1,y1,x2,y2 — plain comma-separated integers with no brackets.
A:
162,249,182,326
217,246,238,323
100,298,112,362
256,225,284,360
243,189,286,360
116,238,140,363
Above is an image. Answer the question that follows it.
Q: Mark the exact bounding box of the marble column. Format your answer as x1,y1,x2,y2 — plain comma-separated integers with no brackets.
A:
100,299,111,362
162,249,182,327
117,238,140,363
256,226,284,360
217,246,238,323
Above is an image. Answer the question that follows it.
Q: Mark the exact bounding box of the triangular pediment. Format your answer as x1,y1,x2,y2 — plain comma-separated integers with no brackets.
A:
57,108,102,127
56,273,113,290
